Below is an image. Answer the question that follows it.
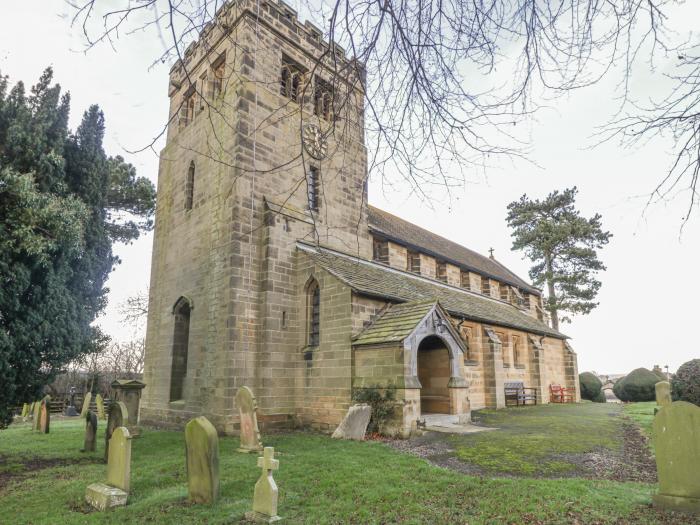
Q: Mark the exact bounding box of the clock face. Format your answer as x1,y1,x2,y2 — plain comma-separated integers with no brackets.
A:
302,123,328,160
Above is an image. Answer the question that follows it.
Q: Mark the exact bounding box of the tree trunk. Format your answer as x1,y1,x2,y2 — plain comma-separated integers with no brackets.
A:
545,254,559,331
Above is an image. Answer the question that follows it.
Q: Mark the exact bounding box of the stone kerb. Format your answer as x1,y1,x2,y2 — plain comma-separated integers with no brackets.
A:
652,401,700,514
236,386,263,453
185,416,220,504
331,404,371,440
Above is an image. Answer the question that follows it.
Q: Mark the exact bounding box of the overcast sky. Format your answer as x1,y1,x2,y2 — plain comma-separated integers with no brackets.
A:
2,1,698,375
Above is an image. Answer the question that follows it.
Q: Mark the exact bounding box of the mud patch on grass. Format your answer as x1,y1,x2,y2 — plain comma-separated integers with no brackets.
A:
0,455,100,491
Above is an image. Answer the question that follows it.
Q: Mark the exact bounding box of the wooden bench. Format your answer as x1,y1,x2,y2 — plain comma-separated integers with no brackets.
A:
549,384,575,403
504,381,538,406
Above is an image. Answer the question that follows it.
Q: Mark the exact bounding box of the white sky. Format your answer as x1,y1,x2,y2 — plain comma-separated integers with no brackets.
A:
1,1,698,375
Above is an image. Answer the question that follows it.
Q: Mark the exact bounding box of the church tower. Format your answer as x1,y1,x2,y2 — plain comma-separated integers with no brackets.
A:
141,0,370,431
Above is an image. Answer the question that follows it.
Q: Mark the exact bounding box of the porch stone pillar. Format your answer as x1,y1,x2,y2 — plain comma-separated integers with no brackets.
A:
564,342,581,402
448,377,471,423
482,328,505,409
528,335,547,404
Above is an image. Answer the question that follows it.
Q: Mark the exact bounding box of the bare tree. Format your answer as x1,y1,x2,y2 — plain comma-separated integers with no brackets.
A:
119,288,149,334
67,0,698,217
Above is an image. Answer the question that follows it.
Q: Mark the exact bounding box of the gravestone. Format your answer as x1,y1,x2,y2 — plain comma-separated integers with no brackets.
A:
655,381,672,407
39,396,51,434
80,392,93,418
32,400,42,431
111,379,146,437
95,394,106,420
245,447,281,523
21,403,29,418
82,411,98,452
236,386,263,453
105,401,129,462
332,404,372,440
185,416,220,504
653,401,700,514
85,426,132,510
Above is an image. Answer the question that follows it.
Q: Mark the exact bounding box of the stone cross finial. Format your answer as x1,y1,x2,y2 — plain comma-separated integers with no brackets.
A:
246,446,281,523
488,247,495,258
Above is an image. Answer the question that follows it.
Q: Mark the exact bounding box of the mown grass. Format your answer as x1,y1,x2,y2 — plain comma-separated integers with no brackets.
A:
624,401,657,439
0,410,678,524
453,402,621,476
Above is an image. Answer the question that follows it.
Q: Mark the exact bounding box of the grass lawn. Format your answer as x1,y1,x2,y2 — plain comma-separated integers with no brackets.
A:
623,401,657,438
0,405,688,524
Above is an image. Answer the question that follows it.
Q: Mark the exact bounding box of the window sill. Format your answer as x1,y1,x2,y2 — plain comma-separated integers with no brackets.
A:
514,364,526,370
169,400,185,409
464,359,479,367
503,364,511,368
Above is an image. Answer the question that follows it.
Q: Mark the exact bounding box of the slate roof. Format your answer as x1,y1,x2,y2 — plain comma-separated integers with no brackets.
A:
368,206,539,294
352,300,436,346
298,242,565,339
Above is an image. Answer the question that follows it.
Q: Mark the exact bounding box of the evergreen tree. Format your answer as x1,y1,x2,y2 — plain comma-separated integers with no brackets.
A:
506,187,611,331
0,68,155,427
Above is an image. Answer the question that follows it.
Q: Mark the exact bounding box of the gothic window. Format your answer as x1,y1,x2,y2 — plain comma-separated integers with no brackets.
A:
461,271,471,290
185,161,195,210
373,238,389,264
307,165,320,211
307,280,320,347
179,89,196,129
407,250,421,273
170,297,192,401
513,335,522,367
481,276,491,295
280,55,306,102
314,76,333,120
436,261,447,283
462,325,476,363
497,331,509,367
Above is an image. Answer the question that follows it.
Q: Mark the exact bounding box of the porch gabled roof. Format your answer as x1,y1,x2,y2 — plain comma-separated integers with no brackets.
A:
352,300,436,346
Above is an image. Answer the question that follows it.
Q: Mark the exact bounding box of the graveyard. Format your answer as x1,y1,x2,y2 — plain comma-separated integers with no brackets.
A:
1,402,696,524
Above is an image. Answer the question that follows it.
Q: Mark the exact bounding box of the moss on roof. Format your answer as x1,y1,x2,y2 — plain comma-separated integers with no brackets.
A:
298,242,565,339
353,300,436,346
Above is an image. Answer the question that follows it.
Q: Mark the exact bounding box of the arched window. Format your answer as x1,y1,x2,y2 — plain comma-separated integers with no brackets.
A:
185,161,195,210
170,297,192,401
307,279,320,346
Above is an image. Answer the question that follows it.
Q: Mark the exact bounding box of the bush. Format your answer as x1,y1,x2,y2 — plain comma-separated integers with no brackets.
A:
352,384,396,433
612,368,660,402
593,390,607,403
672,359,700,406
579,372,603,401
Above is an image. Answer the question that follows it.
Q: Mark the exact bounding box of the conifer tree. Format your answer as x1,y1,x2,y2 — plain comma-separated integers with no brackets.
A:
506,187,611,331
0,68,155,427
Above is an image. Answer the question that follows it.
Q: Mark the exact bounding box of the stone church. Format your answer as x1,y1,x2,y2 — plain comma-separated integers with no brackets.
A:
141,0,580,436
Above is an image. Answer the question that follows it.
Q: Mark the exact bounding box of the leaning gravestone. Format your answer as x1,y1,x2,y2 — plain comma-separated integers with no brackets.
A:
653,401,700,514
80,392,93,418
95,394,106,420
39,397,51,434
185,416,220,504
332,404,372,441
85,426,132,510
245,447,281,523
83,411,98,452
32,400,42,431
105,401,129,462
655,381,672,407
236,386,263,453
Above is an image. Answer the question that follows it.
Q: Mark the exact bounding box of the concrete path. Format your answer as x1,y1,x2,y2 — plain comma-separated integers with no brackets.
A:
420,413,498,434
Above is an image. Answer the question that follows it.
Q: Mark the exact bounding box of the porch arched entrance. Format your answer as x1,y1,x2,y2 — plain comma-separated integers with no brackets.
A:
417,335,452,414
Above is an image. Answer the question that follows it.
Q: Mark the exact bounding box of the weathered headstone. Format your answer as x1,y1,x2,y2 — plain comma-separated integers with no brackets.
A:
245,447,281,523
83,411,98,453
185,416,220,504
105,401,129,462
236,386,263,453
21,403,29,418
95,394,106,420
85,426,132,510
80,392,93,418
32,400,42,431
653,401,700,514
39,397,51,434
655,381,672,407
111,379,146,437
331,404,372,440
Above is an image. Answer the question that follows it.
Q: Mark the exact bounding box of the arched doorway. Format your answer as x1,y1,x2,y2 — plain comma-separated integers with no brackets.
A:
417,335,452,414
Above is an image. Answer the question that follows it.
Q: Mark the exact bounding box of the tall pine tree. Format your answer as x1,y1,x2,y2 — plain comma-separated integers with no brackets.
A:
0,68,155,427
506,187,611,331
